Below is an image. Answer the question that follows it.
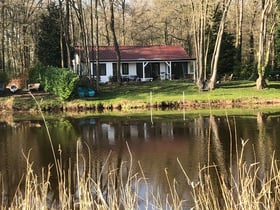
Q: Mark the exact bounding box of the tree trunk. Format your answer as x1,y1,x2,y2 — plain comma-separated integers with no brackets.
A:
190,0,209,90
235,0,243,70
59,0,64,68
73,0,91,77
100,0,110,46
256,0,274,90
256,73,267,90
65,0,71,68
95,0,100,92
121,0,126,45
90,0,96,90
109,0,121,84
208,0,232,90
0,0,5,71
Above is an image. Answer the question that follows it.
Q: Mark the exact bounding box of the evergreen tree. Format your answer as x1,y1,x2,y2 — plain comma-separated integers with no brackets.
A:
36,2,67,67
274,23,280,71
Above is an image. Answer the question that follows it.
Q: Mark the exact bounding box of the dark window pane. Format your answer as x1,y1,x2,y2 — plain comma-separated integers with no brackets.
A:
122,63,129,75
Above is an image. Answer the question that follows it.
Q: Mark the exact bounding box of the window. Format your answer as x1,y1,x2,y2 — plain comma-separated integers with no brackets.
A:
99,64,106,76
136,63,143,78
122,63,129,75
93,64,106,76
188,61,194,74
113,63,117,76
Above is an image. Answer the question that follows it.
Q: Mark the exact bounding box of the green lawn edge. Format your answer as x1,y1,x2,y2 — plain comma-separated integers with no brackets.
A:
2,80,280,112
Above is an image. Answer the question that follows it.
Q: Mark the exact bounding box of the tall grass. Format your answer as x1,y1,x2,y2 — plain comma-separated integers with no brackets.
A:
2,142,178,209
178,139,280,209
180,148,280,209
3,139,280,209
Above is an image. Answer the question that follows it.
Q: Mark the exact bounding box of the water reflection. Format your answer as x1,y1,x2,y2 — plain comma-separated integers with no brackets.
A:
1,112,280,208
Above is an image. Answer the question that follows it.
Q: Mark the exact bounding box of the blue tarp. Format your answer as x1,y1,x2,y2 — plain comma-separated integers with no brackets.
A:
78,87,95,97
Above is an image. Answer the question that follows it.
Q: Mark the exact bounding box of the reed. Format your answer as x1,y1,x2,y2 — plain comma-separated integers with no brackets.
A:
1,140,280,209
1,142,165,209
178,140,280,210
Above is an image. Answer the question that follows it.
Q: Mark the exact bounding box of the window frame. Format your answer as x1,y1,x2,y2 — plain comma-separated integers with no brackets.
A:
122,63,129,75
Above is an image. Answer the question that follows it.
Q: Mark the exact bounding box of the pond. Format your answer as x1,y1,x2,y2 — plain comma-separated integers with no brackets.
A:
0,110,280,209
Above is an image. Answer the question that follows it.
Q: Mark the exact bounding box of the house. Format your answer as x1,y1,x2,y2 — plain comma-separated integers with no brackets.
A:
72,45,196,83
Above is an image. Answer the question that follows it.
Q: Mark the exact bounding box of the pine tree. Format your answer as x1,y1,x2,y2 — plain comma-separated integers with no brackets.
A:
36,2,67,67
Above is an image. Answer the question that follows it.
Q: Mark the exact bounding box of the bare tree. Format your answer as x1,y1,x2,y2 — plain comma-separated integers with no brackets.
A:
256,0,277,90
125,1,157,45
19,0,43,74
0,0,43,77
100,0,110,46
59,0,65,68
0,0,6,72
1,0,279,87
109,0,121,84
72,0,91,78
235,0,243,71
120,0,126,45
189,0,213,90
63,0,72,68
208,0,232,90
95,0,100,91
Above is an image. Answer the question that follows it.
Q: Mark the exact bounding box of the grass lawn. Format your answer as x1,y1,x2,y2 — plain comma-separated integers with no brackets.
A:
4,80,280,112
72,80,280,105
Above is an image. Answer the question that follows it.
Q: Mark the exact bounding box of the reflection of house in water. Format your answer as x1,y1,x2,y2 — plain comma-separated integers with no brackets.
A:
79,120,177,145
101,124,115,145
160,122,174,139
130,125,138,138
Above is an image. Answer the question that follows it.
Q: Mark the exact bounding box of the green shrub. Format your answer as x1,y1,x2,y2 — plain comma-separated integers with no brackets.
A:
29,63,46,83
29,65,79,100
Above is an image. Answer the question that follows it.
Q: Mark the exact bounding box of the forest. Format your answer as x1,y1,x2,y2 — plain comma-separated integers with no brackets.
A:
0,0,279,90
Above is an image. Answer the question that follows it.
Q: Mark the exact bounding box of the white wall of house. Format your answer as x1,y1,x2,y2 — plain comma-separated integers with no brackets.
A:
97,62,138,83
72,54,80,74
73,53,195,83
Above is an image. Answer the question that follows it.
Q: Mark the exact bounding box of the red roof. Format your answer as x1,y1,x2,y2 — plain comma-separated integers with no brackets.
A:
77,45,193,62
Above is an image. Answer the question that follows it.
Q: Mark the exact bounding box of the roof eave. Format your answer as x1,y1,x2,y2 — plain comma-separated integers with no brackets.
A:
90,58,196,62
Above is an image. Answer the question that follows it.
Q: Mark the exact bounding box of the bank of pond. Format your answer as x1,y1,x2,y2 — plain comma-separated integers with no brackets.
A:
1,80,280,112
